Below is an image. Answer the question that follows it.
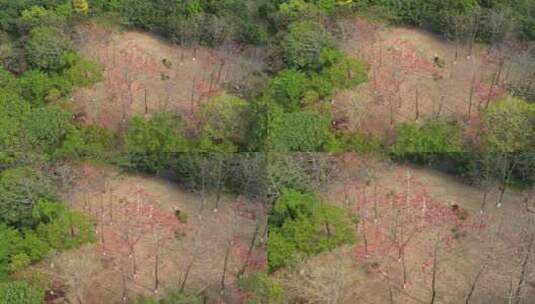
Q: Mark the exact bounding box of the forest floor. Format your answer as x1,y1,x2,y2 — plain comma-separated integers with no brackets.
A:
289,155,535,304
72,22,264,131
335,17,508,140
37,163,266,304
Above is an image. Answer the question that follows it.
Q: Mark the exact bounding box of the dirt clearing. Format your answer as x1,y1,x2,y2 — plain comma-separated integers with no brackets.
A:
42,163,266,303
73,23,264,130
336,18,507,139
312,156,535,304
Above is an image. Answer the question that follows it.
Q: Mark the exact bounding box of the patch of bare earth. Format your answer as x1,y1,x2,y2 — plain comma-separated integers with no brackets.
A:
42,163,266,304
335,18,507,139
305,155,535,304
72,23,264,131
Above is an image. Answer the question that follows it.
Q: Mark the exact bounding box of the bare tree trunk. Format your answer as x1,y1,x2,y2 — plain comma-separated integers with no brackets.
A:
122,273,127,303
401,248,408,288
180,256,195,292
512,234,534,304
415,88,420,121
154,248,160,293
362,220,369,256
497,155,511,208
430,237,439,304
217,61,225,85
374,182,378,222
237,223,260,278
190,78,196,116
144,87,149,116
485,65,501,109
388,277,395,304
220,239,232,292
390,99,394,126
468,71,476,120
465,260,488,304
215,157,224,211
436,96,444,119
480,187,489,214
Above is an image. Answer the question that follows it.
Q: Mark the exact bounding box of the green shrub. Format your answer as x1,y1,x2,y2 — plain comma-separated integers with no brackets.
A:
25,26,72,72
320,57,368,90
37,208,96,250
335,131,382,153
18,70,56,105
264,69,309,111
61,52,103,87
0,281,43,304
0,167,55,228
239,272,286,304
482,97,535,152
55,125,115,160
281,21,334,71
391,119,463,163
23,106,75,154
266,107,335,152
125,113,191,173
268,189,357,271
198,93,250,148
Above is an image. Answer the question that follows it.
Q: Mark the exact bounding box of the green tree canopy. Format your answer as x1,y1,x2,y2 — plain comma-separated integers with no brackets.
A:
25,26,72,71
483,97,535,152
391,119,463,163
0,281,43,304
281,21,335,71
268,189,357,271
0,167,55,228
22,106,74,154
267,107,335,152
125,113,191,173
199,92,250,148
264,69,309,111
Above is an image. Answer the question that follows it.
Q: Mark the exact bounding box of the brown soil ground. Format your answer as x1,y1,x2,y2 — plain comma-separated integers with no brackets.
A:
72,23,264,131
290,155,535,304
41,163,266,304
335,18,507,139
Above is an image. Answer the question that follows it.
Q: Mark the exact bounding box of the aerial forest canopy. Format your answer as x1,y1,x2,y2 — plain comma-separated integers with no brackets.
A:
0,0,534,303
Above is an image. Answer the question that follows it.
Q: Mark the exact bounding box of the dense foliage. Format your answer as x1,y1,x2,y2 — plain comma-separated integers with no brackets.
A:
358,0,535,40
267,189,357,271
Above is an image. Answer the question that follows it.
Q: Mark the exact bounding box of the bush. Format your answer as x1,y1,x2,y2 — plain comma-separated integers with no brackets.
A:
198,93,250,148
319,56,368,90
23,106,75,154
266,107,336,152
391,119,463,163
0,167,55,228
239,272,286,304
278,0,322,23
335,131,382,154
36,202,96,250
125,113,191,173
281,21,335,71
61,52,103,88
482,97,535,152
267,189,357,271
18,70,57,105
25,26,72,72
55,125,115,160
264,69,309,111
0,281,43,304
